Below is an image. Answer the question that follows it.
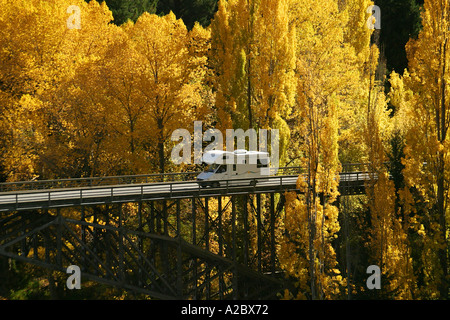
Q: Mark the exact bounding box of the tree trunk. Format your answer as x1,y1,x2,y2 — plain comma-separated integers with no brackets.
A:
437,37,448,298
247,57,253,130
437,157,447,298
157,117,165,174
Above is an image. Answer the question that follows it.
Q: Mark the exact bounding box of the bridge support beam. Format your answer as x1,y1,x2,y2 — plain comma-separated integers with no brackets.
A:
0,191,289,299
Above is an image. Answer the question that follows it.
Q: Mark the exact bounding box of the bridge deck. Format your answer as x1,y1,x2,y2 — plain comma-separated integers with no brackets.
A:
0,171,369,212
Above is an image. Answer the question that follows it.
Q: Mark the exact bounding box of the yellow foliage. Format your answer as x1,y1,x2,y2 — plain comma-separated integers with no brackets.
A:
1,1,213,178
210,0,295,164
388,0,450,298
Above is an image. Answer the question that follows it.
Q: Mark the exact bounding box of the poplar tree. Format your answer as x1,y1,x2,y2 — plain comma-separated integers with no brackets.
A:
278,0,366,299
0,0,116,179
364,45,416,299
390,0,450,298
129,12,211,173
210,0,295,162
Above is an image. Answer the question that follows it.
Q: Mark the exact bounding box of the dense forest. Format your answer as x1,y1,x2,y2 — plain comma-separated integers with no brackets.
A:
1,0,449,300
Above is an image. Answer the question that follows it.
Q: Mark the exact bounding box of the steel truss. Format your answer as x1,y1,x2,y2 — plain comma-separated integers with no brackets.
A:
0,192,291,299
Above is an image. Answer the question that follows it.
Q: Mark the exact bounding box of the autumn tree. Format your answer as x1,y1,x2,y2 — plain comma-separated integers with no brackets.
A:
334,0,416,299
1,1,213,180
210,0,295,164
362,44,417,299
389,0,450,298
278,0,371,299
128,12,211,173
0,0,118,179
336,0,377,165
62,11,212,175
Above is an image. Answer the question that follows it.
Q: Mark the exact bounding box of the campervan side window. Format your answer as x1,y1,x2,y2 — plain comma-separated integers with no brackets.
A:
206,163,220,172
205,163,227,173
257,159,268,168
216,165,226,173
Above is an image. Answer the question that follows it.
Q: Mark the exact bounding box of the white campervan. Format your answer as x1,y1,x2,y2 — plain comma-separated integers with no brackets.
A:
196,149,270,187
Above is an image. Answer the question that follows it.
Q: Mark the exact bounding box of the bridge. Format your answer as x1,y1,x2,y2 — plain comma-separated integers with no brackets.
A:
0,164,371,299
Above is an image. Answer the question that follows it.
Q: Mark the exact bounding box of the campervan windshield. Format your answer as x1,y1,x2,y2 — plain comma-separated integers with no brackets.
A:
205,163,226,173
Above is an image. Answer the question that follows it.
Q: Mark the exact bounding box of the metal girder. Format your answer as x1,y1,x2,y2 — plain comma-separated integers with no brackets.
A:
0,197,289,299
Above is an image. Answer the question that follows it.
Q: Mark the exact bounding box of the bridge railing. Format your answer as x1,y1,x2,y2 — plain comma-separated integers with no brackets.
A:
0,172,200,193
0,166,304,193
0,174,304,212
0,163,374,194
341,163,369,172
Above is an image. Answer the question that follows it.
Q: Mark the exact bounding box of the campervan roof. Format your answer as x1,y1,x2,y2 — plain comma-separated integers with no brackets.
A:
202,150,233,164
202,149,270,164
245,150,269,156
